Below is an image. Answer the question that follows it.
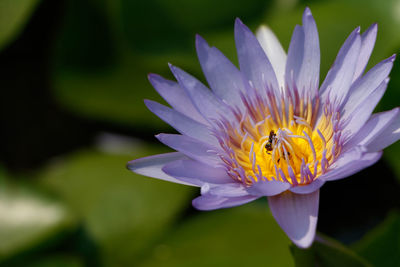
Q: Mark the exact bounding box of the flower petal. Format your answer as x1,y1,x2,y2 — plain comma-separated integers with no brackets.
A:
256,25,287,89
285,25,304,85
360,108,400,152
345,108,400,150
235,18,279,92
366,120,400,152
342,55,395,119
156,133,221,166
169,64,232,122
319,147,382,181
144,100,217,146
268,190,319,248
320,27,361,104
342,78,389,136
289,179,325,194
196,35,246,109
162,159,233,185
192,194,259,210
202,183,249,197
148,73,208,124
127,152,198,186
246,180,290,196
286,7,320,97
352,24,378,82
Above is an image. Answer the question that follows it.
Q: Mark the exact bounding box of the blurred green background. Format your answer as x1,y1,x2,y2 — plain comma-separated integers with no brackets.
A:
0,0,400,266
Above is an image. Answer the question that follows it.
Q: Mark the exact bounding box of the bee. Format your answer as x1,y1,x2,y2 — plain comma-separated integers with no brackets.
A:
265,130,291,163
265,130,277,154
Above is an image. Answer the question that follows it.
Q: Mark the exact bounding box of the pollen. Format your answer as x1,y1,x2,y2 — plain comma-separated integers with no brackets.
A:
215,88,342,186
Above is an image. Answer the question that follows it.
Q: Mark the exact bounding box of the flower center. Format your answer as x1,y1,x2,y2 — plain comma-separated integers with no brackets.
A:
216,89,342,186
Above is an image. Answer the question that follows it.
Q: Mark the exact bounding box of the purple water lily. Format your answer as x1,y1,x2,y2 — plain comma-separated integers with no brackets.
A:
128,7,400,248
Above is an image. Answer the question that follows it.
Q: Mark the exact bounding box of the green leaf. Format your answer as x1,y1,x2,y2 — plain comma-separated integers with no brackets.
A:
0,177,76,262
139,201,294,267
352,212,400,267
0,0,40,51
37,144,194,266
290,234,371,267
19,254,84,267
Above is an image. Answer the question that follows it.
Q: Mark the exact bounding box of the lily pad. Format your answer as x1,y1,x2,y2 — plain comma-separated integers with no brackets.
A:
38,143,194,266
139,201,294,267
0,176,76,263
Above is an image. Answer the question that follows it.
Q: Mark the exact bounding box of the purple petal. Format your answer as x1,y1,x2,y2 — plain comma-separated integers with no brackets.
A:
144,100,217,146
256,25,287,89
366,119,400,152
196,35,246,109
342,55,395,119
156,133,221,166
192,194,259,210
202,183,249,197
352,24,378,82
234,18,279,92
342,78,389,136
246,180,290,196
169,64,232,121
319,147,382,181
361,108,400,152
148,74,208,125
162,159,233,185
268,190,319,248
289,178,325,194
127,152,198,186
345,108,400,151
286,25,305,88
320,28,361,104
286,7,320,96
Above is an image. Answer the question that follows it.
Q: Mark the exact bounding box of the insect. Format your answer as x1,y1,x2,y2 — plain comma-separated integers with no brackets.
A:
265,130,277,154
264,130,291,163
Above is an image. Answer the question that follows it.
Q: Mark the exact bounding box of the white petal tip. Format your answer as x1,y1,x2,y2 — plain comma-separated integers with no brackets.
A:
256,24,274,39
291,226,317,248
256,24,269,32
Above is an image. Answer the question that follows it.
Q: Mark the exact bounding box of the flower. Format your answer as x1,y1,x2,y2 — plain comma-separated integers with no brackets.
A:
127,7,400,248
